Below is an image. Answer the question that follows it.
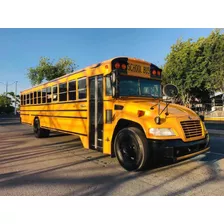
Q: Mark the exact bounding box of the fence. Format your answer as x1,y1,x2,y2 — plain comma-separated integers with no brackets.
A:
191,102,224,117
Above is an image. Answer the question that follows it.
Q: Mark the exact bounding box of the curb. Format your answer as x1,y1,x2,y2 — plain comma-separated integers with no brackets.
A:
205,117,224,122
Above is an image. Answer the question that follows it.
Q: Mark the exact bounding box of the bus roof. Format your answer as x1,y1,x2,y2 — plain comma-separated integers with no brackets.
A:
21,56,152,93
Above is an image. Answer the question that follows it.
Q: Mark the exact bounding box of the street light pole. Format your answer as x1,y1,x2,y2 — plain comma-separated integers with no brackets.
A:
6,81,8,96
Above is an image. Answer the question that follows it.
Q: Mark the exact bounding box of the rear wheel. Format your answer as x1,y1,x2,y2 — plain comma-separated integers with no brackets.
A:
33,118,50,138
114,127,151,171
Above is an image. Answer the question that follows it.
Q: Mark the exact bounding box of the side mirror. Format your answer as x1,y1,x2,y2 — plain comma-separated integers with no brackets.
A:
111,70,119,98
112,71,116,84
163,84,178,98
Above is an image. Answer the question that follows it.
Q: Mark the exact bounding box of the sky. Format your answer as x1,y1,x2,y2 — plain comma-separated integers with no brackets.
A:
0,28,214,94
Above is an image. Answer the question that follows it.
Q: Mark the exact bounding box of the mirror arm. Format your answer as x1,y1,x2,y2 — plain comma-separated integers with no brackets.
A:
150,99,160,110
165,102,169,116
158,100,160,115
159,102,170,116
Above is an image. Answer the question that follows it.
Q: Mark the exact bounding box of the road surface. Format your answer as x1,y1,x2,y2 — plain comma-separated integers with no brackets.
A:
0,118,223,195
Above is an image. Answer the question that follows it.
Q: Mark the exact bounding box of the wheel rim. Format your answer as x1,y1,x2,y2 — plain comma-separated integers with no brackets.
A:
116,132,142,169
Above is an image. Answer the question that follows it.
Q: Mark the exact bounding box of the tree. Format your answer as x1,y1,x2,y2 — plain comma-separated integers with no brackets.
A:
163,29,224,105
0,94,11,107
202,29,224,93
0,94,14,114
27,57,78,86
163,38,199,105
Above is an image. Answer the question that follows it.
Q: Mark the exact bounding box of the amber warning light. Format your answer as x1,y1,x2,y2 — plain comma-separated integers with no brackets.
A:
121,64,126,70
150,67,162,78
114,62,127,71
152,70,157,75
115,62,120,69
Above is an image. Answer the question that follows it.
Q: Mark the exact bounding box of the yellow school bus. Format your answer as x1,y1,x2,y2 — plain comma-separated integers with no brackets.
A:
20,56,210,171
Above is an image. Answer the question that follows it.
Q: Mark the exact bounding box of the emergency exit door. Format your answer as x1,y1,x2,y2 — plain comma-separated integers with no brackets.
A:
89,75,103,151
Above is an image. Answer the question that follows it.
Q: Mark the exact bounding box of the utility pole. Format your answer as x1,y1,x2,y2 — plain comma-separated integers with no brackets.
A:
6,81,8,96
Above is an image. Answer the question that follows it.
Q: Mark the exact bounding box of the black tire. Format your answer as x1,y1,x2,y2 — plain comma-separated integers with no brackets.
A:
33,118,50,138
114,127,151,171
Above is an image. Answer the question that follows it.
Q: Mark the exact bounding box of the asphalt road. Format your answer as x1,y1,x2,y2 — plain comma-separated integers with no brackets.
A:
0,118,223,196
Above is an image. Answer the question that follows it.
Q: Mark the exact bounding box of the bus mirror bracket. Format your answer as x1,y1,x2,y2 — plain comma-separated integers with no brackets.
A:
154,84,178,124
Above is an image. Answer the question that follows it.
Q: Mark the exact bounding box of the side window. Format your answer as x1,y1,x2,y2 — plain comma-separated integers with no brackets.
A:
20,95,23,106
105,75,112,96
78,78,86,99
34,92,37,104
26,94,30,104
46,87,52,103
24,95,26,105
69,80,76,100
42,88,46,103
52,85,58,102
37,91,41,104
30,92,33,104
59,82,67,101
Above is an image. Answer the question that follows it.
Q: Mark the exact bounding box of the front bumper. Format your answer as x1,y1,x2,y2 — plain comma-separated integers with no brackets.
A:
148,134,210,162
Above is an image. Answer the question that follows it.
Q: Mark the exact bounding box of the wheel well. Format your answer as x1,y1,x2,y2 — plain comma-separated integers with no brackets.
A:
111,119,145,157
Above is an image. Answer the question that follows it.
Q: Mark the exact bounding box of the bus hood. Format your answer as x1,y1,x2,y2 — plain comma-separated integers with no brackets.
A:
122,100,199,119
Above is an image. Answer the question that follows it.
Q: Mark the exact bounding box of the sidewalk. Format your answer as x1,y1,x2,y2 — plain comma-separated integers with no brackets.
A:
208,129,224,137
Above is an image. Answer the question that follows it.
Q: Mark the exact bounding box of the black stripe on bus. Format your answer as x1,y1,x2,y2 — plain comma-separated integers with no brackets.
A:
41,126,87,136
30,114,87,119
20,114,30,116
20,109,87,112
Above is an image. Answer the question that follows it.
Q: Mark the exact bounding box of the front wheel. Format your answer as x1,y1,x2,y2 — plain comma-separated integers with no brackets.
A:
114,127,151,171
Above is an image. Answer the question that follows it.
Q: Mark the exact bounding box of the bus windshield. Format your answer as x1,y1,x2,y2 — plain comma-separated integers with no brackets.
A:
119,76,162,98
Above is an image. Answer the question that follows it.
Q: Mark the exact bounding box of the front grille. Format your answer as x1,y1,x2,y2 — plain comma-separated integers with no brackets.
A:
180,120,202,139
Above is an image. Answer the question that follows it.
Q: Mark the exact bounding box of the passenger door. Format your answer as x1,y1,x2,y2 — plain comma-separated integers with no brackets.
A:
89,75,103,151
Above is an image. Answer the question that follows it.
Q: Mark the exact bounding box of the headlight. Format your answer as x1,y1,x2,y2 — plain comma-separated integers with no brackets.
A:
149,128,176,136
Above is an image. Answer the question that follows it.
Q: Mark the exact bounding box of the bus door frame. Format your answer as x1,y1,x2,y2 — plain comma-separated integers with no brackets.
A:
89,75,104,151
